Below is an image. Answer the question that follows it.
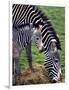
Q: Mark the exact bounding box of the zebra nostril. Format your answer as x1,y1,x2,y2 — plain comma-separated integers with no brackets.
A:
52,80,57,83
51,79,57,83
39,47,44,53
39,49,43,53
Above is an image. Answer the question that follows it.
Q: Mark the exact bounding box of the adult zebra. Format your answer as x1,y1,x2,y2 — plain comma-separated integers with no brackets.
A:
12,4,61,83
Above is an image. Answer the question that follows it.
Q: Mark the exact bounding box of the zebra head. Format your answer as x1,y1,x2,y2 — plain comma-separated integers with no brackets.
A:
44,39,61,83
36,18,61,83
31,27,44,52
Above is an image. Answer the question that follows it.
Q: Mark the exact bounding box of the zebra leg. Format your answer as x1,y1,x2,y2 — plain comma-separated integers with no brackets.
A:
13,58,21,85
12,42,21,85
13,58,21,75
25,43,33,71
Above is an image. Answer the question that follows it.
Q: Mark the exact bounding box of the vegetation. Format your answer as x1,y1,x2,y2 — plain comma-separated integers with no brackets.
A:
19,6,65,77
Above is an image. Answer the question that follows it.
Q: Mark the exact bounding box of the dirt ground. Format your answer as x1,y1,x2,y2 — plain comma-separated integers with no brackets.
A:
15,64,64,85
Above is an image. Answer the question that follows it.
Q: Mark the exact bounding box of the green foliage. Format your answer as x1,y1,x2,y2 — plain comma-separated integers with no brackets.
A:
19,6,65,76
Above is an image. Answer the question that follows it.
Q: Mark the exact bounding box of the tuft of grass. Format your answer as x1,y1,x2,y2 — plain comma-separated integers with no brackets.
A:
19,6,65,77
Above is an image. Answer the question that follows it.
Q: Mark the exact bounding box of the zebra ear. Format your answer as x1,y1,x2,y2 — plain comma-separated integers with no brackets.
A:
39,25,43,32
30,23,33,29
33,29,37,34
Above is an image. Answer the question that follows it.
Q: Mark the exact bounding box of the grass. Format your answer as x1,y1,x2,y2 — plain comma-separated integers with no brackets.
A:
19,6,65,77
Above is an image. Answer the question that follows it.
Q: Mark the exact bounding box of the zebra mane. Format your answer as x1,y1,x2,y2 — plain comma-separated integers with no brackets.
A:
44,17,61,50
34,6,61,50
13,23,34,31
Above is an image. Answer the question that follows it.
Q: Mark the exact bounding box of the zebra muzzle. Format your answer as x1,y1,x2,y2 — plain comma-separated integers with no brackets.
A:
51,69,61,83
39,47,45,53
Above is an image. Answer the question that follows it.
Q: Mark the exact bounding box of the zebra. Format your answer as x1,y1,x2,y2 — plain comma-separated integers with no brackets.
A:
12,4,61,83
12,23,44,85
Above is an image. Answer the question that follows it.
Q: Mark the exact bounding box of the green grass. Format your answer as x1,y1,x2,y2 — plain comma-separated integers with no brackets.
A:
19,44,45,70
19,6,65,77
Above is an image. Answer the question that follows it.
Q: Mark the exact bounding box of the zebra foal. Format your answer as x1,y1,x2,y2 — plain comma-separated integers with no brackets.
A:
12,23,43,85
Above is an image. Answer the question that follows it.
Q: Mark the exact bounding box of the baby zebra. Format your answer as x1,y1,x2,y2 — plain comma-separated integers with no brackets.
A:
12,23,43,85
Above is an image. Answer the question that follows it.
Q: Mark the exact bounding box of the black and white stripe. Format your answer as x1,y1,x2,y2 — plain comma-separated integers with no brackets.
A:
12,4,44,28
13,24,33,49
12,4,61,83
40,17,61,82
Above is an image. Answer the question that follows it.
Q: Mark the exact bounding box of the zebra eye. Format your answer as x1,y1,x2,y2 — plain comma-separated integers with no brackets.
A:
55,59,58,63
36,37,39,40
